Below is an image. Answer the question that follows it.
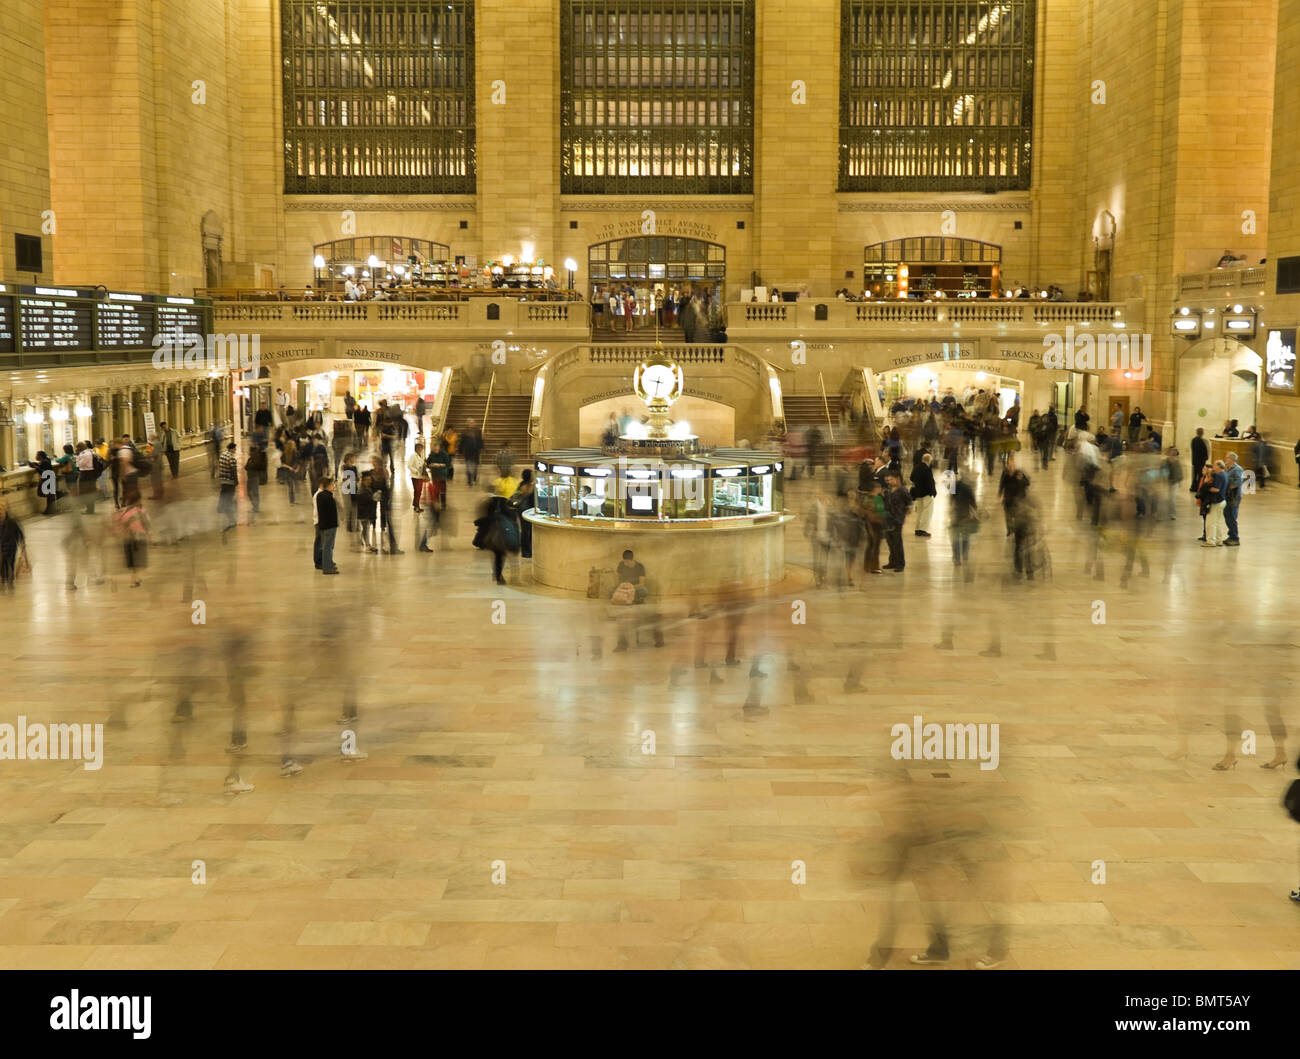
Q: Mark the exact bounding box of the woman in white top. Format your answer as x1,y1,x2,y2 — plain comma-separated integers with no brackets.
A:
408,441,430,514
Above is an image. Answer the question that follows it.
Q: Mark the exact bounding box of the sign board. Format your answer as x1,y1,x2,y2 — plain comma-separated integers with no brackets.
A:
143,412,157,442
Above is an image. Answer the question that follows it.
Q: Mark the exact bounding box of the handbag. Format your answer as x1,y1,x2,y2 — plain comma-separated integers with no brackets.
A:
611,582,636,605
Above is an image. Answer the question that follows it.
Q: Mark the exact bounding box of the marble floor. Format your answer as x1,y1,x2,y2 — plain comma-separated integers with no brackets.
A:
1,445,1297,970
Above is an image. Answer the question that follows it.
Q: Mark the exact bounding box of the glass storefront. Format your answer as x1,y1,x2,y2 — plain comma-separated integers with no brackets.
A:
534,450,783,523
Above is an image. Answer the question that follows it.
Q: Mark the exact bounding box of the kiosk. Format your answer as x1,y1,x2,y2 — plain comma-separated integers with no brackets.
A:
524,344,792,596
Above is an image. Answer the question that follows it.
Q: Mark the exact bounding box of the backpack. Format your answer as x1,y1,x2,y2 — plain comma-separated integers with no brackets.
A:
1285,780,1300,823
91,453,107,476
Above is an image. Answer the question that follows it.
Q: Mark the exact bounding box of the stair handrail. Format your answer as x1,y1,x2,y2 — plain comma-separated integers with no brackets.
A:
429,366,455,441
818,371,837,464
482,371,496,435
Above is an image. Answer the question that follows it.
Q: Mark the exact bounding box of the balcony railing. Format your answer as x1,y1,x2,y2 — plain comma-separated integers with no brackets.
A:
210,297,591,333
1176,265,1269,298
729,299,1131,332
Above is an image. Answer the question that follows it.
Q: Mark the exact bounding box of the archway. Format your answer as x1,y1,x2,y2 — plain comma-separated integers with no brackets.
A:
587,236,727,333
1174,337,1262,447
312,235,452,293
578,393,736,448
863,237,1002,299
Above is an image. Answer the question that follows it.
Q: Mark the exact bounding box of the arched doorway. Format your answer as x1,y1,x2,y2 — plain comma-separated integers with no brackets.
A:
312,236,452,294
863,237,1002,299
587,236,727,334
1174,337,1262,446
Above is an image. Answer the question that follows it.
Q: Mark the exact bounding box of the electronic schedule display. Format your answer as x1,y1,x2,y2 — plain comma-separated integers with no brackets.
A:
95,300,155,349
18,295,94,351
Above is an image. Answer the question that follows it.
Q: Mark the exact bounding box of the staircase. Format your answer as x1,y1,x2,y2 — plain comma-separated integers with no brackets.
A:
782,394,837,438
444,393,534,467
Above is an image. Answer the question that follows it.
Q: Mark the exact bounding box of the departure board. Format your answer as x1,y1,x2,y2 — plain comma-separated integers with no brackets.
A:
95,301,155,349
18,296,94,351
154,303,205,340
0,296,14,353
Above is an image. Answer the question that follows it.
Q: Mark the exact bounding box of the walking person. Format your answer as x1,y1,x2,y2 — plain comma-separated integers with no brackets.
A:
312,476,340,574
472,490,519,585
425,438,454,510
379,414,397,478
910,452,937,538
806,489,833,587
860,479,886,575
460,419,484,486
244,443,265,520
372,465,402,554
1162,447,1183,518
114,489,150,588
217,441,239,532
495,441,515,480
356,470,378,552
208,422,224,479
414,395,427,439
512,469,536,559
0,503,26,591
157,421,181,478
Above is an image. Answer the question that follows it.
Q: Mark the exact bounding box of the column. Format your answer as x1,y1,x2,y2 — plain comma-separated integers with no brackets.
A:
197,380,211,431
93,393,112,442
114,391,131,438
169,384,184,434
0,402,14,472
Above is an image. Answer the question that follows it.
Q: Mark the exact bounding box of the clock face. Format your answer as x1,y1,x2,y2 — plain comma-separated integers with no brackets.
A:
641,364,676,399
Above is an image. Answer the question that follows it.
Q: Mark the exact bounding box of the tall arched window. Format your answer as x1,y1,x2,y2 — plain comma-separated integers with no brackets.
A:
561,1,755,194
840,1,1035,191
282,1,476,193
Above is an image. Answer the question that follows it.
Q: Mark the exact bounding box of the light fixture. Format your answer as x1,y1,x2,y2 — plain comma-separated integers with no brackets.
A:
1232,304,1243,313
1179,306,1191,316
551,464,576,475
343,266,355,277
751,465,772,474
1123,371,1133,379
521,242,535,263
24,410,43,424
670,467,703,479
502,255,515,268
564,258,578,274
50,408,69,421
313,254,326,270
367,255,381,269
714,468,743,477
1171,310,1202,335
74,404,93,417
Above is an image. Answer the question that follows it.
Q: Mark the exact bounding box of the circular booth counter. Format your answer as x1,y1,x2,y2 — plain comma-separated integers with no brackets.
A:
527,447,791,596
524,511,793,596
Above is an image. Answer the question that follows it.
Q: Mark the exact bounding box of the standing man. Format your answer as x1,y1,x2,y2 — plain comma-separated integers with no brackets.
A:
909,452,937,538
882,471,912,572
1223,451,1244,546
312,476,340,574
460,419,484,486
344,389,357,423
1110,403,1124,439
217,441,239,532
1190,428,1208,493
157,421,181,478
414,394,427,439
1128,406,1146,446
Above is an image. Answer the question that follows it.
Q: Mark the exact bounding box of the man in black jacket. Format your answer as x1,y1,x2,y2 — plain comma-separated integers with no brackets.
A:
1190,428,1208,493
883,472,912,571
313,476,340,574
910,452,937,538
